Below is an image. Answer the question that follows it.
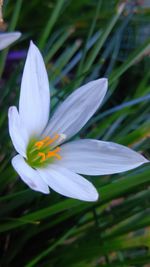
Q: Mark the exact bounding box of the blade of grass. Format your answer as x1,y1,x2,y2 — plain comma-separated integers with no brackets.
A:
74,2,125,88
1,166,150,232
109,38,150,84
38,0,66,49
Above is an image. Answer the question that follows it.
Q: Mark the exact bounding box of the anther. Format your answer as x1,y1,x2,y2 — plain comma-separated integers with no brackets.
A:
38,152,46,162
44,134,59,146
35,141,44,149
35,134,60,150
35,137,51,149
47,147,61,160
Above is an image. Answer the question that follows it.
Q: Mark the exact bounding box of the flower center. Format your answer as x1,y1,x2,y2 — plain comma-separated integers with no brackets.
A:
26,134,61,168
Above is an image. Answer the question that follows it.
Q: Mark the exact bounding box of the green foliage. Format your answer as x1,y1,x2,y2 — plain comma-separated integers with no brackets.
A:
0,0,150,266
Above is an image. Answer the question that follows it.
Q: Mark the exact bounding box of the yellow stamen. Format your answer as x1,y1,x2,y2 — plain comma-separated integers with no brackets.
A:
38,152,46,162
44,134,59,146
29,134,62,166
35,141,44,149
35,134,60,149
38,148,61,162
47,147,62,160
35,137,50,149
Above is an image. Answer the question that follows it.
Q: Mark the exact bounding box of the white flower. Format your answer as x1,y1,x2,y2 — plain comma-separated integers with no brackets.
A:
0,31,21,50
8,41,149,202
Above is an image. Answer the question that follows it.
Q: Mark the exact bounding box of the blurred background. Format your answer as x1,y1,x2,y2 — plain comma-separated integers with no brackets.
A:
0,0,150,266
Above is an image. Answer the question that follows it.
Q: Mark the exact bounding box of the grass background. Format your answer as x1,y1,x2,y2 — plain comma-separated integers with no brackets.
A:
0,0,150,266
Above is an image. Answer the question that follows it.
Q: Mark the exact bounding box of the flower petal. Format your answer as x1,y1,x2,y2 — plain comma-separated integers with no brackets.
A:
8,106,27,157
44,78,107,142
12,154,49,194
37,165,98,201
58,139,149,175
0,32,21,50
19,41,50,139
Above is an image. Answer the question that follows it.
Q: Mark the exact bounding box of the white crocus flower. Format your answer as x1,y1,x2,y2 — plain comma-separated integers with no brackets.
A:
0,31,21,50
8,41,149,202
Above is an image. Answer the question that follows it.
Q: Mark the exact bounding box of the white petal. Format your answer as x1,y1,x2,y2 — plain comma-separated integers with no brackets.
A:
8,106,27,157
44,78,107,142
37,165,98,201
58,139,149,175
19,41,50,138
12,155,49,194
0,32,21,50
